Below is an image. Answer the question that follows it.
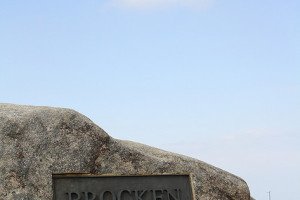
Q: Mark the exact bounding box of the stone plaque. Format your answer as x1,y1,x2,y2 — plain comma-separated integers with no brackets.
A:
53,175,194,200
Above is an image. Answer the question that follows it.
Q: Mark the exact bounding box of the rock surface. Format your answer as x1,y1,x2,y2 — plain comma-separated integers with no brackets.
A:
0,104,251,200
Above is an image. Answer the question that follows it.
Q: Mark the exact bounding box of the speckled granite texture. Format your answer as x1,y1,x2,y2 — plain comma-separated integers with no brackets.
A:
0,104,251,200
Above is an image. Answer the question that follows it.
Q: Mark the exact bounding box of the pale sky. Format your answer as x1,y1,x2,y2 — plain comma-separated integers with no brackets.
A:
1,1,300,199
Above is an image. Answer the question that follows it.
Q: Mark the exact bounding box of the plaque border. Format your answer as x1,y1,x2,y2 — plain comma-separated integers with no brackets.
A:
52,173,196,200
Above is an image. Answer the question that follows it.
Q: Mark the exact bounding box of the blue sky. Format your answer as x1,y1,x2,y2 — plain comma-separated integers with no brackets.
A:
1,1,299,199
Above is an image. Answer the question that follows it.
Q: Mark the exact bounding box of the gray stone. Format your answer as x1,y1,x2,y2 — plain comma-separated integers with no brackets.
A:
0,103,251,200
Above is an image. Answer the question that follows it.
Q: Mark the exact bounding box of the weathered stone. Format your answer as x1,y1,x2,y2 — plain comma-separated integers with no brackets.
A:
0,104,251,199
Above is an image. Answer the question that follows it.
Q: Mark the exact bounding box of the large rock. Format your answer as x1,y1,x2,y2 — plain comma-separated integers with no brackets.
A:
0,104,251,199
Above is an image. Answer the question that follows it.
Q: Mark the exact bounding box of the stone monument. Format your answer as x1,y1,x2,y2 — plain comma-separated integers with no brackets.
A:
0,104,251,199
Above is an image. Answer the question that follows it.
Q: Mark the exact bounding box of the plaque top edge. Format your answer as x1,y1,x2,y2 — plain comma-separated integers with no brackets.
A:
52,173,192,178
